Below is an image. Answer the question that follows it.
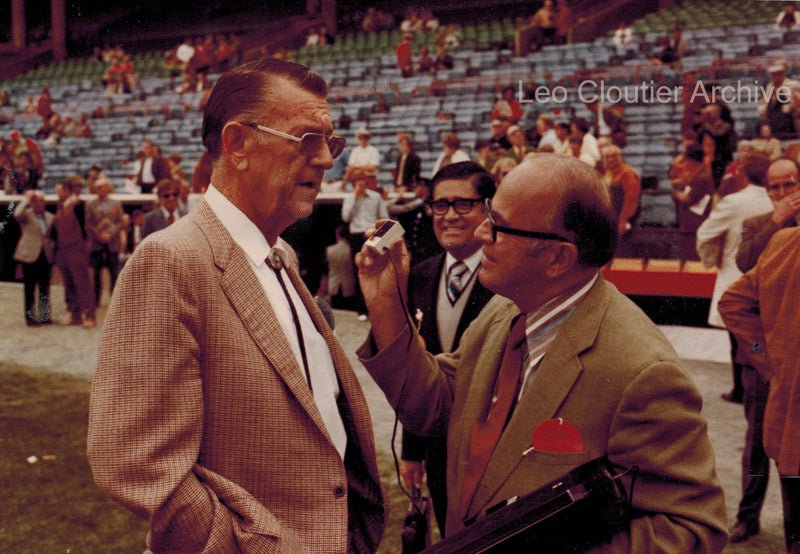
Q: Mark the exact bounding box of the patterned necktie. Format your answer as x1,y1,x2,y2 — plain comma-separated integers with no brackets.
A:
446,261,469,305
461,314,526,513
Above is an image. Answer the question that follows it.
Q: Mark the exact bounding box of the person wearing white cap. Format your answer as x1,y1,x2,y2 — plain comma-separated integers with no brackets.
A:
502,125,535,164
759,59,800,138
343,127,380,187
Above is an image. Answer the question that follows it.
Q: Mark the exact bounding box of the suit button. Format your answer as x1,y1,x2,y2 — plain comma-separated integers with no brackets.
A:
334,486,346,498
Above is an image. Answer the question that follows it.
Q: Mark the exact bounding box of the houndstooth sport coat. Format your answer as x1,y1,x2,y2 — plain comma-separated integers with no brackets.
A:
88,198,387,553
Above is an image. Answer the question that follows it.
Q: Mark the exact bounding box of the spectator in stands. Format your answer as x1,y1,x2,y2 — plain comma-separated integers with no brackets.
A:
0,89,11,107
434,45,454,71
759,60,800,139
670,143,714,264
419,8,439,31
585,99,627,149
491,85,524,125
568,117,601,168
141,179,187,240
431,133,470,177
487,119,512,151
717,141,756,201
553,121,571,154
23,94,36,114
752,123,783,161
776,2,799,30
53,176,96,328
417,45,435,74
699,102,737,189
74,113,94,138
400,8,423,34
554,1,573,45
502,125,534,164
8,130,44,176
490,156,516,184
601,144,641,241
305,27,323,47
175,37,195,87
534,115,559,150
514,0,556,56
13,190,54,326
612,22,635,58
61,116,78,138
86,176,124,305
656,22,689,64
325,225,357,311
344,127,380,187
135,139,171,194
397,33,414,77
36,87,53,120
444,23,462,49
341,170,388,320
694,154,773,546
472,139,493,170
393,132,421,191
362,7,388,33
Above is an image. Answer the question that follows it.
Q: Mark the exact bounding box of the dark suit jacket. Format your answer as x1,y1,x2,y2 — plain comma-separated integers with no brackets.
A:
136,155,171,191
89,199,387,552
402,253,494,461
141,206,189,239
394,152,422,188
360,277,727,550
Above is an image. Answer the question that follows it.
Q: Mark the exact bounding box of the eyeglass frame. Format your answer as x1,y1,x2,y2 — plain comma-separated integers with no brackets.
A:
427,197,484,215
242,122,346,159
483,198,573,244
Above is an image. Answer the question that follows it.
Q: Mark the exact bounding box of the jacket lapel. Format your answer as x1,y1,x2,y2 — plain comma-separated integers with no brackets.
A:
192,200,329,436
464,277,610,517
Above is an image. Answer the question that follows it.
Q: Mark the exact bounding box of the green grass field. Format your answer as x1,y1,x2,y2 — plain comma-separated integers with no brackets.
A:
0,363,424,552
1,364,149,552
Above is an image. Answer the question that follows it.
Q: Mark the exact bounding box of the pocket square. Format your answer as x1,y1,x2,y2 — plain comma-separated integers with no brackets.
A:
531,418,584,453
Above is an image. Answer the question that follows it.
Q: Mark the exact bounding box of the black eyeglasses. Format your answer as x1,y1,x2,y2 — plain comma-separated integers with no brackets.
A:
428,197,483,215
159,192,179,199
484,198,573,243
243,122,346,159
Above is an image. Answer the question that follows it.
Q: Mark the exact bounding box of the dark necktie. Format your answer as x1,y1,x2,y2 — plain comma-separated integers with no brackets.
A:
266,251,312,391
461,314,526,513
167,211,175,226
446,261,469,305
461,314,525,515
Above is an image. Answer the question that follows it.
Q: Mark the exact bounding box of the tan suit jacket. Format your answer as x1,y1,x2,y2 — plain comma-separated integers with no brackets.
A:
88,199,386,553
85,196,125,252
13,199,54,263
719,226,800,476
360,277,727,552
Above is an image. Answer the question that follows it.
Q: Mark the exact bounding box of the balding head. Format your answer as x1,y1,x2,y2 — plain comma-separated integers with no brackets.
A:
766,158,800,201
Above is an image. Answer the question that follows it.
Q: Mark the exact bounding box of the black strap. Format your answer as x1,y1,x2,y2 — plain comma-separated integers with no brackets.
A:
267,252,313,393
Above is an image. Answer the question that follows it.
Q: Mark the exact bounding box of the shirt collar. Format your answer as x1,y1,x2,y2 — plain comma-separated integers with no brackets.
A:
204,184,276,268
445,249,483,274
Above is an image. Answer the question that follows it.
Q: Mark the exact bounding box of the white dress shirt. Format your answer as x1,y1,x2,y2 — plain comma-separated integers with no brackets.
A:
204,184,347,459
